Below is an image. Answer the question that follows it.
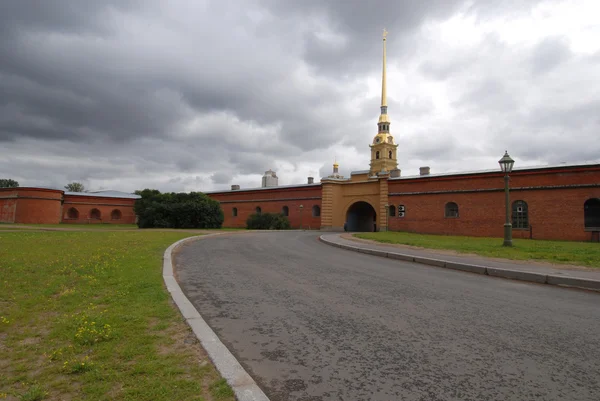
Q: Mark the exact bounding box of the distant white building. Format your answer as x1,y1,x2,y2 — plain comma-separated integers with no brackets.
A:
261,169,278,187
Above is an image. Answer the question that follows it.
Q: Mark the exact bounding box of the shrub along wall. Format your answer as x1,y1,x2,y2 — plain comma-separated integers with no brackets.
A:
246,213,290,230
134,189,224,229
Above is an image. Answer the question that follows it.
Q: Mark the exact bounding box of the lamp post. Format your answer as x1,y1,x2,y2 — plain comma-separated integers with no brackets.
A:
498,150,515,247
384,204,389,232
299,204,304,230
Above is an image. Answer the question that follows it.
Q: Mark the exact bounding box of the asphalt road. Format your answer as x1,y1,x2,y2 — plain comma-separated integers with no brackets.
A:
174,232,600,401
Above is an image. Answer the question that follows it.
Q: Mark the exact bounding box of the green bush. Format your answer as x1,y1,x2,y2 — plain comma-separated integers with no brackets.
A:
134,189,224,229
246,213,290,230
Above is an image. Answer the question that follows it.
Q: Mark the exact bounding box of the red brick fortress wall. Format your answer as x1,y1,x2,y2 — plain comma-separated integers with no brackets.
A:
0,189,18,223
0,188,62,224
62,194,137,224
207,184,322,229
388,164,600,241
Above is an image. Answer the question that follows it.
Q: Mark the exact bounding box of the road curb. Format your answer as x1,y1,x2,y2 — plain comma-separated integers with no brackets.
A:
486,267,547,284
163,234,270,401
319,235,600,293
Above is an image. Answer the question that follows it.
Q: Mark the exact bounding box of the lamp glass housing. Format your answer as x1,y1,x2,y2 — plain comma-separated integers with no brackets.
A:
498,151,515,173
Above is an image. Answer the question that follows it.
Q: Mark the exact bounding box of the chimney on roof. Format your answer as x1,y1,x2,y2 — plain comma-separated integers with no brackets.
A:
419,166,430,176
307,177,314,184
390,169,401,178
231,184,240,190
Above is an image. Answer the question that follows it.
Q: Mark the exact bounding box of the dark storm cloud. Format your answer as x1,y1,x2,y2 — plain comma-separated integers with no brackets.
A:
465,0,547,18
418,51,480,82
0,1,188,143
526,100,600,131
393,96,435,118
211,172,232,185
0,0,142,35
260,0,466,75
478,97,600,167
0,0,597,191
0,0,361,154
454,79,518,114
530,36,573,74
419,60,464,82
0,71,183,142
0,0,513,147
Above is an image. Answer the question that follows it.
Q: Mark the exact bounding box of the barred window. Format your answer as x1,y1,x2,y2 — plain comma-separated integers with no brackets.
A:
232,208,238,217
282,206,289,216
312,205,320,217
512,200,529,229
67,207,79,219
584,198,600,228
388,205,396,217
445,202,459,218
255,206,262,215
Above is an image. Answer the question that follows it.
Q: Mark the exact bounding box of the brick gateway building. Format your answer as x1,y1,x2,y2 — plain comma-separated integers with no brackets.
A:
206,163,600,241
206,33,600,242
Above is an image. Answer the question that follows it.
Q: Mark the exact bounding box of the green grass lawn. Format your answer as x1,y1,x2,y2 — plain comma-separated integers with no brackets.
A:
0,231,235,401
0,223,246,232
0,223,139,230
355,232,600,267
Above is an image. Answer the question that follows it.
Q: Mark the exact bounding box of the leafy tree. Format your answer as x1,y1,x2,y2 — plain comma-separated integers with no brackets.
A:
246,212,290,230
65,182,85,192
0,179,19,188
134,189,224,229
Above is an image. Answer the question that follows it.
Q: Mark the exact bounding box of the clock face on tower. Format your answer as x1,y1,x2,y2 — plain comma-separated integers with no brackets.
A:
375,137,381,144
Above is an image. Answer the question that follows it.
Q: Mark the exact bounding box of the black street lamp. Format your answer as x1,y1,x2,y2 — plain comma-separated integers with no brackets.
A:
299,204,304,230
498,150,515,247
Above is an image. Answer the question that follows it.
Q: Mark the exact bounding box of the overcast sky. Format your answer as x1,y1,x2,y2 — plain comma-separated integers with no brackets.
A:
1,0,599,193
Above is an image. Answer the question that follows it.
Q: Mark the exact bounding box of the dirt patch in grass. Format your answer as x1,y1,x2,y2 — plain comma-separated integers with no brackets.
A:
156,316,204,361
18,337,42,346
156,312,235,401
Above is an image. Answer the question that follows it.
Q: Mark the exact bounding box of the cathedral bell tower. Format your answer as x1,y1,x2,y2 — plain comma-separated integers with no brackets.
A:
369,29,398,176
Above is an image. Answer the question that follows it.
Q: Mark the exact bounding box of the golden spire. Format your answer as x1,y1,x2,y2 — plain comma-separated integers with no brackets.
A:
381,28,388,108
378,29,390,124
369,28,398,177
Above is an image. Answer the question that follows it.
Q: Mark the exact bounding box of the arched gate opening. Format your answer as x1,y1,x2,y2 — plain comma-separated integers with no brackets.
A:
345,201,377,232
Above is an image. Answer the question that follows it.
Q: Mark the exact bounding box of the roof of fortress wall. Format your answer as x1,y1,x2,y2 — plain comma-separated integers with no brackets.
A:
207,160,600,194
387,160,600,181
0,186,62,192
64,190,141,199
0,187,140,199
204,182,322,195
